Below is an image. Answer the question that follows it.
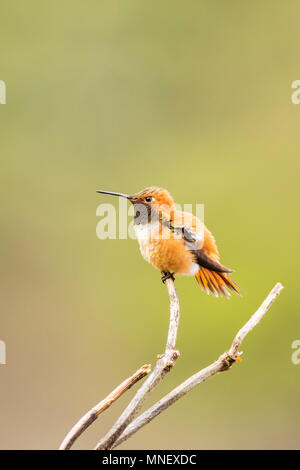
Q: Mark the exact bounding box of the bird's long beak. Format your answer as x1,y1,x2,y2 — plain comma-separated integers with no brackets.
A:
96,190,130,199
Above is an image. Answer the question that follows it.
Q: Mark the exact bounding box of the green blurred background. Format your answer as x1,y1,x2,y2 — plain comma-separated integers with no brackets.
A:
1,1,299,449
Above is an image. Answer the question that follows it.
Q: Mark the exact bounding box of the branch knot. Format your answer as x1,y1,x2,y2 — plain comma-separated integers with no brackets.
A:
219,351,238,371
163,349,180,372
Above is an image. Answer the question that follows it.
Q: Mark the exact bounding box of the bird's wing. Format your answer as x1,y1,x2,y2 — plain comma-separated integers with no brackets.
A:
161,210,239,296
165,211,233,273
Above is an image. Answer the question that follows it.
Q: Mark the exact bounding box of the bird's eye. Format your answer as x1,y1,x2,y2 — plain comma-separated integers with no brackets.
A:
145,196,153,202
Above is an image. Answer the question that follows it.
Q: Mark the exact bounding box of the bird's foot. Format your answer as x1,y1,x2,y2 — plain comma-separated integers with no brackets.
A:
161,271,175,283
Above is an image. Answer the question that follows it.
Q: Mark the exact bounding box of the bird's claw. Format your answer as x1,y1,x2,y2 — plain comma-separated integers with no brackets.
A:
161,271,175,283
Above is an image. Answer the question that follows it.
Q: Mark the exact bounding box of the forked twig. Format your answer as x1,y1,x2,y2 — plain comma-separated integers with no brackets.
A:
60,279,283,450
111,282,284,448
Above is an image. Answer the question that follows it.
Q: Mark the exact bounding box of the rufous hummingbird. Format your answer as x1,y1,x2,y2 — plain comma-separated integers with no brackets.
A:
96,186,239,297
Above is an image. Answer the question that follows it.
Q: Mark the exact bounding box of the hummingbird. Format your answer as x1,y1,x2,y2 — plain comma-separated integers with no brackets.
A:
96,186,239,297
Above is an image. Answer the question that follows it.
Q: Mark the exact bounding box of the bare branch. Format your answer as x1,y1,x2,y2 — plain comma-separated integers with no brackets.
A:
59,363,151,450
94,277,180,450
111,282,284,448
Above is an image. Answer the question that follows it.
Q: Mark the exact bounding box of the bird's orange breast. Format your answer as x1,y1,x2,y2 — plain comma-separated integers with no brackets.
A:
135,223,197,275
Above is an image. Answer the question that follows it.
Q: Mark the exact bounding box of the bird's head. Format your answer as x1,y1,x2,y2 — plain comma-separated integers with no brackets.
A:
96,186,174,210
96,186,175,224
129,187,174,210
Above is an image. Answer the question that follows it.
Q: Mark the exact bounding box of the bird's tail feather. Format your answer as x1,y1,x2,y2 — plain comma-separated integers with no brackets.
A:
195,267,240,297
